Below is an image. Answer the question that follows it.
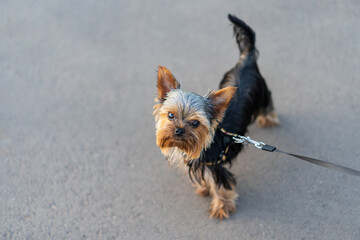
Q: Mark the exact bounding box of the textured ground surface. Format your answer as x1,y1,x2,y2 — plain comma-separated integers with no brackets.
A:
1,0,360,239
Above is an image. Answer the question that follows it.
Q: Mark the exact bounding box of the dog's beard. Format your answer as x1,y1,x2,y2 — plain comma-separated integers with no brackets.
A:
156,126,212,160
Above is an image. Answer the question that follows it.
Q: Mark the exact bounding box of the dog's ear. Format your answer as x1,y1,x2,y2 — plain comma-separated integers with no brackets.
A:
208,87,237,121
157,66,180,99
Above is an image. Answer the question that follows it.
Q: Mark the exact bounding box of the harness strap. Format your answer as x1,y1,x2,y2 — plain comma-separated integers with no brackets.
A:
201,145,230,166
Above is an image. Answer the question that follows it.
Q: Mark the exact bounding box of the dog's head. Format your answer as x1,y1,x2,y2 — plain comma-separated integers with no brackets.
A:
154,66,236,160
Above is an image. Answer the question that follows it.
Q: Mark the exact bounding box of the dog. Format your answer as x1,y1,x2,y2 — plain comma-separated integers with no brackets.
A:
153,14,279,219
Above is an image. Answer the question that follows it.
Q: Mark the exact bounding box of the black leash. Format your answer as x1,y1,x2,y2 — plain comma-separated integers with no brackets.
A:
220,128,360,177
263,145,360,177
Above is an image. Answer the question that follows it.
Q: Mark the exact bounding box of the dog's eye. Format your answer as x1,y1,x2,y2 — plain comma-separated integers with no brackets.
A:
168,112,174,120
190,120,199,128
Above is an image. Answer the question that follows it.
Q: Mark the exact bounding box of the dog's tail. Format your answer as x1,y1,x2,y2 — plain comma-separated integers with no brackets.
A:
228,14,256,57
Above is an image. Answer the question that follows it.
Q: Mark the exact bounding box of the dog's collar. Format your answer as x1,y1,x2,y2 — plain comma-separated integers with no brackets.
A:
220,128,266,149
219,128,238,137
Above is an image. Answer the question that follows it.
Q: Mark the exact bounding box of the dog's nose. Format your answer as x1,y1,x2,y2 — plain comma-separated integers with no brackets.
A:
175,128,185,136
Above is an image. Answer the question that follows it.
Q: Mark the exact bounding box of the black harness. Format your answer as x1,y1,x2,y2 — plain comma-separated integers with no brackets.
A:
200,128,234,166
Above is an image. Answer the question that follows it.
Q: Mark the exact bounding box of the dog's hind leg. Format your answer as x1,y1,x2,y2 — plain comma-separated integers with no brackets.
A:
256,111,280,128
256,92,280,128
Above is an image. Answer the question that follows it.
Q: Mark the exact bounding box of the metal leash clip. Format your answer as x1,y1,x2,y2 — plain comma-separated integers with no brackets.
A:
233,135,266,149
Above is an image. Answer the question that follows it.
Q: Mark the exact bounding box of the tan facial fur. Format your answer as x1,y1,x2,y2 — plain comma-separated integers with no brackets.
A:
155,99,212,160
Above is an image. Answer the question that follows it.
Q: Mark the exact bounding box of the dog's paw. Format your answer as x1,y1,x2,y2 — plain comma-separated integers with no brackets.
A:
256,111,280,128
209,198,236,220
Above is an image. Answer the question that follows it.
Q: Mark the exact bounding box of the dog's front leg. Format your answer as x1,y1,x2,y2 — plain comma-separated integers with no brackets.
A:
198,167,238,219
209,183,237,219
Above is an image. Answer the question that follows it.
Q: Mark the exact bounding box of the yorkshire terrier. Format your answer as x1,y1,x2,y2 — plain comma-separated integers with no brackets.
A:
153,14,279,219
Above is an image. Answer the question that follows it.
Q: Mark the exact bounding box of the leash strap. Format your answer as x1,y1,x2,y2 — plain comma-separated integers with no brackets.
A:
263,145,360,177
220,128,360,177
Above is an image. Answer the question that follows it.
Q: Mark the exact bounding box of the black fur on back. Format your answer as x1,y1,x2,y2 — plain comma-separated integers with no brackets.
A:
189,14,273,190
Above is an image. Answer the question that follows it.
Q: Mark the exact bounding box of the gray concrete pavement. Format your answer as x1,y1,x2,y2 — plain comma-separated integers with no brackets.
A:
1,0,360,239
